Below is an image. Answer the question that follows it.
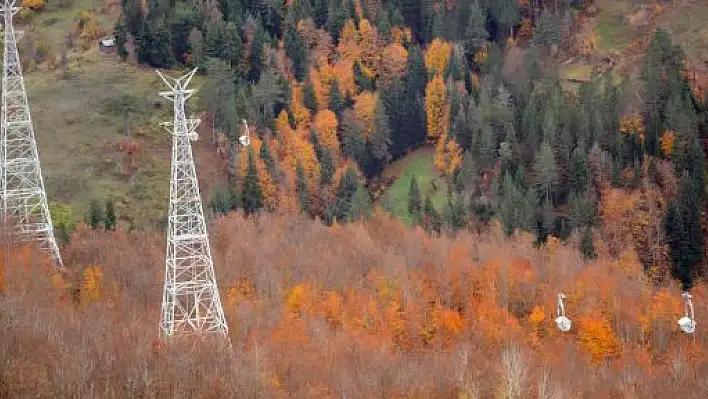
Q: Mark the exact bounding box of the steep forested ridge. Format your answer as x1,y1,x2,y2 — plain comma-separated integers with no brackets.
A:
112,0,708,289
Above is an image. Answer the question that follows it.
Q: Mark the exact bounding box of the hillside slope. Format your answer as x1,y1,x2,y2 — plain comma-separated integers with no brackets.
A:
18,0,708,232
22,1,227,229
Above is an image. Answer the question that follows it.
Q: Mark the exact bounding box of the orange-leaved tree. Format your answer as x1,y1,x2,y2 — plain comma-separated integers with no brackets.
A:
659,130,676,157
425,74,449,142
578,312,622,364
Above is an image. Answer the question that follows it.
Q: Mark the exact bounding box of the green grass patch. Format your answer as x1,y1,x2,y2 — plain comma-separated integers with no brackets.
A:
563,64,594,81
653,3,708,63
13,1,190,228
27,53,172,228
380,150,450,224
595,1,641,54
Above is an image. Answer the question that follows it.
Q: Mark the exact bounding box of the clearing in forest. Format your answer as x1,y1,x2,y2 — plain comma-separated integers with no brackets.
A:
379,147,450,224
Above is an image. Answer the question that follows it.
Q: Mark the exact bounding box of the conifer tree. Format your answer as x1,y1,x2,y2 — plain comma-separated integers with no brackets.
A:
115,18,129,61
408,174,422,223
247,31,263,83
104,198,117,231
568,146,590,195
312,0,329,28
242,148,263,214
354,61,374,91
368,99,392,171
665,173,704,290
223,22,244,74
423,195,442,234
375,8,391,44
464,0,488,58
580,227,596,260
259,140,276,175
284,13,308,82
309,129,324,161
320,148,334,186
328,80,344,115
334,166,359,222
88,199,104,230
351,184,372,220
303,78,318,113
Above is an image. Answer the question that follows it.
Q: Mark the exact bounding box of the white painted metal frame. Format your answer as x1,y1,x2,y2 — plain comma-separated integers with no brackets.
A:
157,68,228,339
0,0,62,268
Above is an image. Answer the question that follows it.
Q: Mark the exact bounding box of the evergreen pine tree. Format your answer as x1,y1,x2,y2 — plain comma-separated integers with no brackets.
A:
88,199,104,230
353,61,373,91
284,13,308,82
665,173,704,290
568,146,590,194
464,0,488,58
375,8,391,44
303,78,318,113
115,18,129,61
320,148,334,185
368,99,392,171
104,198,117,231
309,129,325,161
223,22,244,75
423,195,442,234
351,183,372,220
144,17,173,68
328,80,344,115
579,227,596,259
334,166,359,222
312,0,329,28
259,140,276,175
247,31,263,83
242,148,263,214
408,174,422,223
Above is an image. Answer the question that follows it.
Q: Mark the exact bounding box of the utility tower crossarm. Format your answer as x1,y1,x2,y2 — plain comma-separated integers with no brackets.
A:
0,0,63,268
157,68,228,339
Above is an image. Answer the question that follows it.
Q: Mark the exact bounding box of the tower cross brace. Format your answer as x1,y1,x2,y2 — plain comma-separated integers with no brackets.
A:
0,0,62,268
157,68,228,339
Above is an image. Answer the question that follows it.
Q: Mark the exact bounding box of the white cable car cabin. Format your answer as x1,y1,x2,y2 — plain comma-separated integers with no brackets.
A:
239,119,251,147
555,292,572,332
678,292,697,334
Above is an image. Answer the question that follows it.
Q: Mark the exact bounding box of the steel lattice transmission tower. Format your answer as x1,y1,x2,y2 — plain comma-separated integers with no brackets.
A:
0,0,62,268
157,68,228,339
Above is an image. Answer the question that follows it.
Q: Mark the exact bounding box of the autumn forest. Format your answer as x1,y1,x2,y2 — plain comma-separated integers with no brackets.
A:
2,0,708,397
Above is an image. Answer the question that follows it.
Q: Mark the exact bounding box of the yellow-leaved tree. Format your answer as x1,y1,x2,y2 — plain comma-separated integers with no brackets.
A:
22,0,45,11
425,74,449,141
313,109,341,160
81,266,103,302
434,135,463,176
380,43,408,78
424,38,452,76
337,19,360,62
353,91,377,138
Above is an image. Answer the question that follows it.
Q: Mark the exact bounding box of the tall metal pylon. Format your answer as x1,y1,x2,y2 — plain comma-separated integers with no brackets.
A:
0,0,62,268
157,68,228,339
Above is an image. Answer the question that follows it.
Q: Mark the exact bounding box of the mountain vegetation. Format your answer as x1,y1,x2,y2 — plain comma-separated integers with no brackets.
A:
2,0,708,396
